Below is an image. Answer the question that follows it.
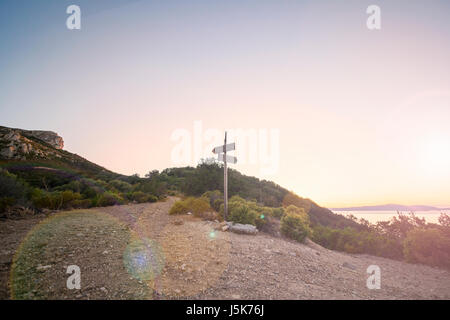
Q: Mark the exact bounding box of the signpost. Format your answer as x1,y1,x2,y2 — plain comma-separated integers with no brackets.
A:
212,132,236,221
212,143,236,154
218,153,237,164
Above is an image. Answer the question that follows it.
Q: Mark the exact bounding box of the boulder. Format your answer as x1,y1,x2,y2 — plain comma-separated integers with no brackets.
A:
228,222,258,235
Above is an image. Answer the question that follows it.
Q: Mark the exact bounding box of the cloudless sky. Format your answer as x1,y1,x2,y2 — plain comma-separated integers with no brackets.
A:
1,0,450,207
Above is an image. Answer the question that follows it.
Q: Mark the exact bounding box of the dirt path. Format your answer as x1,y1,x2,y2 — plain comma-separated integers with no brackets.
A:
1,199,449,300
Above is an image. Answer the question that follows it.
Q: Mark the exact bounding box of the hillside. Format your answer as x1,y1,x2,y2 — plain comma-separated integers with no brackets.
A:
0,125,358,230
1,125,449,272
1,199,449,299
0,125,119,180
332,204,450,211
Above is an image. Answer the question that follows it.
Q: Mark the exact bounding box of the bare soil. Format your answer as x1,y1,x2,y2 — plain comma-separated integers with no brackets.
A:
1,197,449,300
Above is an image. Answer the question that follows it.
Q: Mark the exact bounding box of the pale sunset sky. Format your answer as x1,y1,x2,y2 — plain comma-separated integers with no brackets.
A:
1,0,450,208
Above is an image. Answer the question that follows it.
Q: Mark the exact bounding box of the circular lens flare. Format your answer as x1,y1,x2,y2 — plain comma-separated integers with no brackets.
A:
123,238,165,281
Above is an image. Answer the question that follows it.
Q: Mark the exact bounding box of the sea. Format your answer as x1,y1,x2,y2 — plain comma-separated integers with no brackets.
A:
331,210,449,224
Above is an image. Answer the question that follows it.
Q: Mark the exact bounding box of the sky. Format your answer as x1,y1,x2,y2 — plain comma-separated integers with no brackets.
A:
1,0,450,208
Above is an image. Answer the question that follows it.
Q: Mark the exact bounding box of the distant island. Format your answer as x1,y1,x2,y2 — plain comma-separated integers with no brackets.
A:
330,204,450,212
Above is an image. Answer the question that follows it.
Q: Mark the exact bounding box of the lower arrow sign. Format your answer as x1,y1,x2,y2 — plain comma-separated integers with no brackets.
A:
218,153,237,164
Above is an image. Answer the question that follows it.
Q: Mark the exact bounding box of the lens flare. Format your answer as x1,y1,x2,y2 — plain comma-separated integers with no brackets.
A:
123,238,165,281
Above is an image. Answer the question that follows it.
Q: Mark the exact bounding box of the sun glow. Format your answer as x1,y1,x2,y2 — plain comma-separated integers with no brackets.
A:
419,134,450,176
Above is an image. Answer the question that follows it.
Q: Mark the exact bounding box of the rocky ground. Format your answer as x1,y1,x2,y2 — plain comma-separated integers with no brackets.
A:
1,197,449,300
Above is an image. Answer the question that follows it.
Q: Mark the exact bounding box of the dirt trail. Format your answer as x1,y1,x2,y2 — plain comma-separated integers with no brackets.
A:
1,198,449,300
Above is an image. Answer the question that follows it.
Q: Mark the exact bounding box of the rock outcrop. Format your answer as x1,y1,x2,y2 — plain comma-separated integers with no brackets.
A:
27,130,64,149
0,126,64,160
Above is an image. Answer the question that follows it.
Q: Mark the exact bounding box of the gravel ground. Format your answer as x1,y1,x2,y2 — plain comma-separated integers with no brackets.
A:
1,197,449,300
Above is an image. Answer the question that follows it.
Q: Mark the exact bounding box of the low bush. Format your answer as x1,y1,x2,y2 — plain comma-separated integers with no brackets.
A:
221,196,266,228
96,192,121,207
169,200,189,215
280,205,311,242
228,202,258,226
212,198,223,212
31,189,83,210
169,197,212,217
0,169,31,211
0,197,16,213
127,191,157,203
311,224,404,260
108,179,133,193
271,207,285,219
71,199,92,209
403,228,450,269
202,190,222,206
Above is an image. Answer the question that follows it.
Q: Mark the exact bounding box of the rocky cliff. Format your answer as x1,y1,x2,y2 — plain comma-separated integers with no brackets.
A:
0,126,64,160
0,125,113,177
27,130,64,149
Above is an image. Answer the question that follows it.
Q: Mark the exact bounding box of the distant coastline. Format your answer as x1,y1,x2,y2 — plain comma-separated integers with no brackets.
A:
330,204,450,212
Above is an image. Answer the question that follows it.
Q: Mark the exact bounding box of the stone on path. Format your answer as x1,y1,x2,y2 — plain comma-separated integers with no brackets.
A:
227,222,258,235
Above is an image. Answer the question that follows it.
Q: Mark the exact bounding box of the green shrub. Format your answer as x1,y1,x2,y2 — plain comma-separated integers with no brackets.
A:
271,207,285,219
128,191,149,203
71,199,92,209
127,191,158,203
31,189,83,210
108,179,133,193
61,190,82,205
202,190,222,207
311,224,404,259
169,200,189,215
280,205,311,242
31,189,62,210
403,228,450,269
95,179,108,189
213,198,224,212
0,169,30,210
228,203,257,225
0,197,16,212
97,192,121,207
219,195,267,228
169,197,212,216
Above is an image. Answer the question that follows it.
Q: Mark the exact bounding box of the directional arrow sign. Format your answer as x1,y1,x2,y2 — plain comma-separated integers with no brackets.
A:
212,142,235,154
218,153,237,164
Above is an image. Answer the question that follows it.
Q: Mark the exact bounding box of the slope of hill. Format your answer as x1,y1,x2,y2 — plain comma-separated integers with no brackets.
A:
0,125,359,230
332,204,450,211
1,199,449,300
1,125,449,275
0,125,118,180
159,164,361,230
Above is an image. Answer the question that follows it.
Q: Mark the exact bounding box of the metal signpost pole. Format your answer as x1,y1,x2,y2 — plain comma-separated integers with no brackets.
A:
224,131,228,221
212,133,236,222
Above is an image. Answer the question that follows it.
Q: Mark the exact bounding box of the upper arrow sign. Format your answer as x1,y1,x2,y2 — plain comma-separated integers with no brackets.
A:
218,153,237,164
212,142,235,154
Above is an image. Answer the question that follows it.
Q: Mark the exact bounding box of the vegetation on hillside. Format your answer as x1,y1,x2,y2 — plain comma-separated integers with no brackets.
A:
0,166,165,215
280,205,312,242
311,212,450,268
1,144,450,269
